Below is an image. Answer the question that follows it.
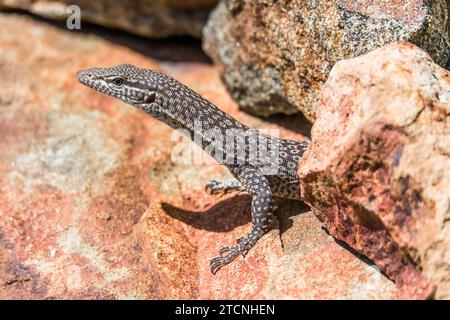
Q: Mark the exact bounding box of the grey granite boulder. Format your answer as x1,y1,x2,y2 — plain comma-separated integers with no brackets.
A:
203,0,450,121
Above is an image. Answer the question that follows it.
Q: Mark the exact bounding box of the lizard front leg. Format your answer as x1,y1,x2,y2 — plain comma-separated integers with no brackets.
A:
205,180,245,195
210,165,273,274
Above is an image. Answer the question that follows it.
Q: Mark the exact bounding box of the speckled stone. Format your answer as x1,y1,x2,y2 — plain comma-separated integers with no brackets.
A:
299,41,450,299
0,0,218,38
203,0,450,121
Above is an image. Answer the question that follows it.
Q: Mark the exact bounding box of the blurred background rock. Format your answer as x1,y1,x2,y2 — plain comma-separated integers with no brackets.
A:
0,0,218,38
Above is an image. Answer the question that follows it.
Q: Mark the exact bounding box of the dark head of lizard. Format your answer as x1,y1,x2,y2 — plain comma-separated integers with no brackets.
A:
77,64,310,275
77,64,223,131
77,64,158,106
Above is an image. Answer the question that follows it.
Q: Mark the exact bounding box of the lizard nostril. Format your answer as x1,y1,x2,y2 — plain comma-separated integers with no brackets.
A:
76,71,89,81
76,71,96,83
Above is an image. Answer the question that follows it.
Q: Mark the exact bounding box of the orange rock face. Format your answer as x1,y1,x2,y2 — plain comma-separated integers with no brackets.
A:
0,13,398,299
299,42,450,299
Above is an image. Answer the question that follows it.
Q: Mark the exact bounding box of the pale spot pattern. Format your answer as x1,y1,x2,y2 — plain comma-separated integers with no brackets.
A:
77,64,310,274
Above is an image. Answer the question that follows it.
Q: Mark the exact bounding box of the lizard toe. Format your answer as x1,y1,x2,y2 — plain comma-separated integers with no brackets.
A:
205,180,223,195
210,249,240,275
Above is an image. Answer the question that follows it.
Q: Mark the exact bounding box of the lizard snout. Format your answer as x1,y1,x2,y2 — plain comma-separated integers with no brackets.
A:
76,70,94,83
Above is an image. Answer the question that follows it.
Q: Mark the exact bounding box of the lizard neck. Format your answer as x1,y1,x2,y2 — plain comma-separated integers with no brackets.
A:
144,85,249,144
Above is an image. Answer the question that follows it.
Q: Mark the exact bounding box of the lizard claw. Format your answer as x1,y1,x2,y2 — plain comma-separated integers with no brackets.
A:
218,246,234,256
210,244,248,274
205,179,244,195
205,180,223,195
218,245,246,257
210,249,240,275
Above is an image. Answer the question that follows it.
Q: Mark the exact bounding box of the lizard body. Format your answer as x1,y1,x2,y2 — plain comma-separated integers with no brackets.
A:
77,64,309,274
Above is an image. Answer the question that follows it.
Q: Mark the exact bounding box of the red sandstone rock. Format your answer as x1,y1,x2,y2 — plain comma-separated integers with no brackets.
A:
299,41,450,299
0,13,397,299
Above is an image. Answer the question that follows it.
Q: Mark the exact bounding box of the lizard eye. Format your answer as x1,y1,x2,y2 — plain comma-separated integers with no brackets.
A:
112,77,124,87
145,92,156,103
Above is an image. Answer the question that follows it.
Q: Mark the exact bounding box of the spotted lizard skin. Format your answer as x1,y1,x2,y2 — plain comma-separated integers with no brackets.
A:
77,64,310,274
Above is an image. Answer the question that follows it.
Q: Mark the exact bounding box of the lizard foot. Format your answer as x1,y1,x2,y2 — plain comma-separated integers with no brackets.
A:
205,180,243,195
205,180,224,195
210,229,265,274
210,244,247,275
209,233,258,274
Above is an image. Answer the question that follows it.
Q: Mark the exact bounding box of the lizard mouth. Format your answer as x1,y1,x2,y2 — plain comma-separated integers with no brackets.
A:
76,70,155,105
76,69,101,89
128,92,156,105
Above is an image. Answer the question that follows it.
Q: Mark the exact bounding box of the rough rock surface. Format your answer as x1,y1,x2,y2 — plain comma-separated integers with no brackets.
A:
203,0,450,121
0,13,398,299
298,41,450,299
0,0,218,38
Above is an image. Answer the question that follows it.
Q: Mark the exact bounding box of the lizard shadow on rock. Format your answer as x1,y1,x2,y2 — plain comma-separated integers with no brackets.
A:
321,226,390,278
161,194,309,234
161,194,252,233
274,198,310,236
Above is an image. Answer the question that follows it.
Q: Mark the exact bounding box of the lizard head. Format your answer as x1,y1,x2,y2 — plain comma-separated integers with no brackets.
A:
76,64,158,106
